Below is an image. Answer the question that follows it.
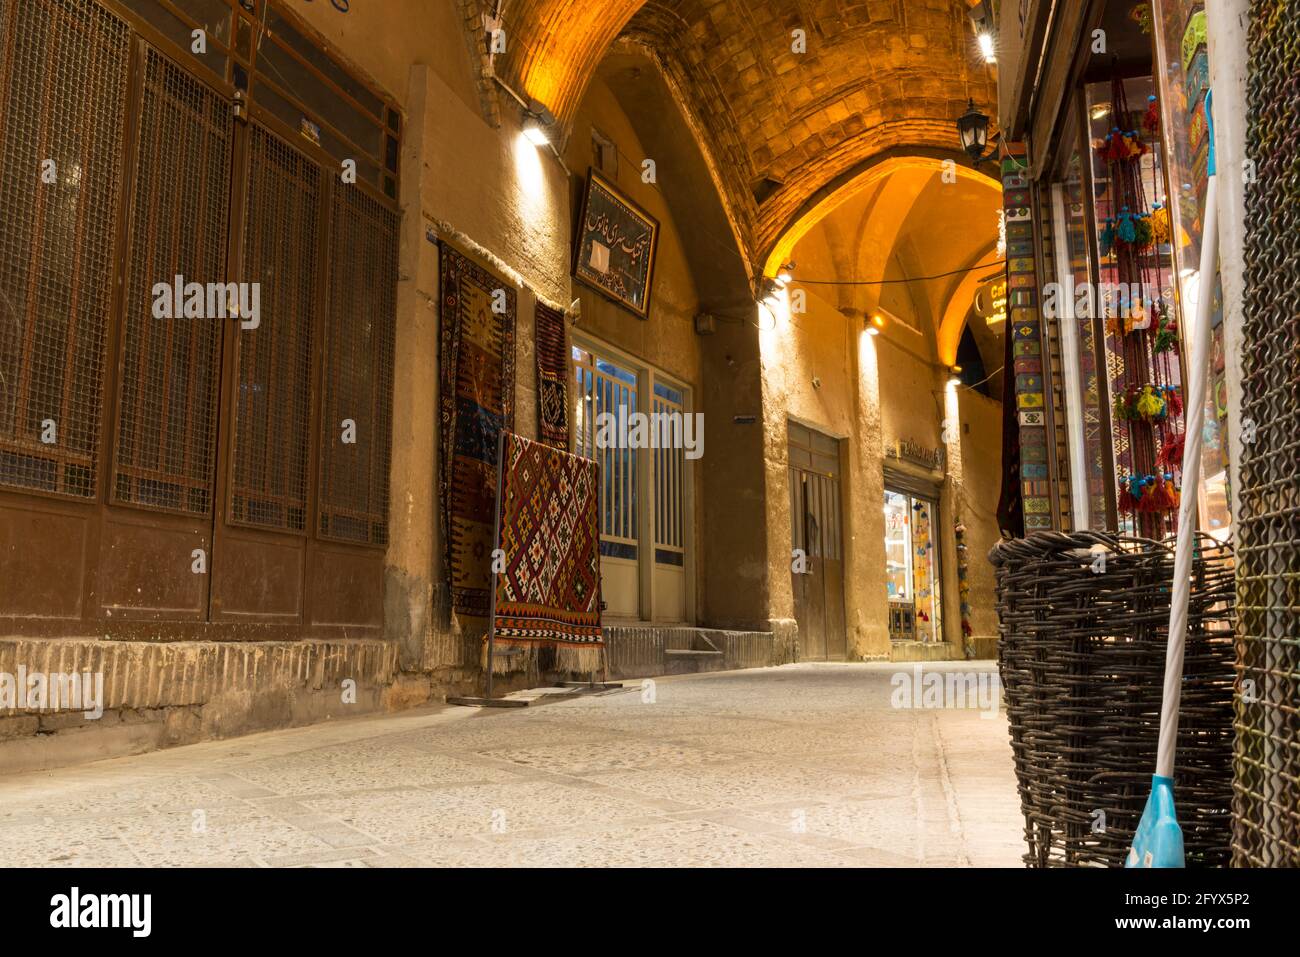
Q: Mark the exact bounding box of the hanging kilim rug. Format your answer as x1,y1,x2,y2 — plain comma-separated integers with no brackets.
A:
535,300,570,449
490,431,603,674
439,242,516,625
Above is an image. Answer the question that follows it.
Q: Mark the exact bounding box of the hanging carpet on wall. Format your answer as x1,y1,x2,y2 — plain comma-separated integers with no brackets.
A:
535,300,570,449
489,431,603,674
439,242,516,625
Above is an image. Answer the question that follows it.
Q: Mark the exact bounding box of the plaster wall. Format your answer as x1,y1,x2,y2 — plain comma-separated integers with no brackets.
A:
764,200,1004,661
296,0,571,672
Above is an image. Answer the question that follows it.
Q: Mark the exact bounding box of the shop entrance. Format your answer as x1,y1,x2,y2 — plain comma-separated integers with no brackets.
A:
884,488,942,642
788,422,846,660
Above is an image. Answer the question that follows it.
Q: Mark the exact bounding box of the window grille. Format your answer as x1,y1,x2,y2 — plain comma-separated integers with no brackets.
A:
228,123,318,531
113,45,230,515
572,346,638,560
653,379,683,565
0,0,129,498
316,180,396,546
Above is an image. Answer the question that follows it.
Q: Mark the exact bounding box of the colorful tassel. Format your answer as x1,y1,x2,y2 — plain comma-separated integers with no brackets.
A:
1135,385,1165,420
1158,432,1185,471
1151,203,1171,245
1164,386,1183,418
1100,218,1115,257
1144,94,1160,133
1135,213,1154,248
1117,208,1137,244
1154,312,1178,352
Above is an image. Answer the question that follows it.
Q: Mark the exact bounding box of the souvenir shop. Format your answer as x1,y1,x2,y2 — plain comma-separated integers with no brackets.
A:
996,0,1231,541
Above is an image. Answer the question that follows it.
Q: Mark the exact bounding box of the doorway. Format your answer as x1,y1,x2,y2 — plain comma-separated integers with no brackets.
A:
884,489,942,642
788,422,846,660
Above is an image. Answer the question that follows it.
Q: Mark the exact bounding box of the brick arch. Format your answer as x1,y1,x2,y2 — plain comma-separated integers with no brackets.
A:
495,0,646,124
621,0,997,263
762,153,1000,278
497,0,996,266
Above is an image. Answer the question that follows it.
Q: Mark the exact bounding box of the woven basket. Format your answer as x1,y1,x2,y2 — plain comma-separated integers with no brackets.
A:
989,530,1236,867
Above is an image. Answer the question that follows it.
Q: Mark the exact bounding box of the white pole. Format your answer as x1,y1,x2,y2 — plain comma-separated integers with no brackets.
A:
1155,169,1218,780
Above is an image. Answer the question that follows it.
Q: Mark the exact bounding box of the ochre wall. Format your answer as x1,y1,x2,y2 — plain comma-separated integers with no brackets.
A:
296,0,571,672
766,169,1004,661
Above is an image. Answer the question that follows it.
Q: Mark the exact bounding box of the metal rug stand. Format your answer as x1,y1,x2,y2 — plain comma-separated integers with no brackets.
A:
449,432,618,708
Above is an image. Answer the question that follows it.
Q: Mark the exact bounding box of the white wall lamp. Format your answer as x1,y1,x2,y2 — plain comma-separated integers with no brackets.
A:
522,100,556,147
969,0,996,64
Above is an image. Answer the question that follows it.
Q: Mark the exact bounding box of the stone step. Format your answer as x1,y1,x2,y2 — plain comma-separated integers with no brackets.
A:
663,647,726,676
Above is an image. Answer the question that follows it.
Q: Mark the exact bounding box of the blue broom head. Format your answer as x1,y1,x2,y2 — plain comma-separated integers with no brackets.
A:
1126,774,1185,868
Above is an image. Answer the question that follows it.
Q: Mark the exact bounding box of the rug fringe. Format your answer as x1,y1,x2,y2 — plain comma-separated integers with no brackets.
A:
483,640,604,677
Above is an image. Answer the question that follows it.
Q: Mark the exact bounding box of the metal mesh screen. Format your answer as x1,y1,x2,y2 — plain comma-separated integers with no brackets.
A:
0,0,129,498
1232,0,1300,868
228,124,319,532
316,182,396,546
113,46,230,515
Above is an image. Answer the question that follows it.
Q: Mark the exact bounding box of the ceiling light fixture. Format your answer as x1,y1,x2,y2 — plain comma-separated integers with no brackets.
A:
969,0,996,63
758,278,783,308
522,99,556,147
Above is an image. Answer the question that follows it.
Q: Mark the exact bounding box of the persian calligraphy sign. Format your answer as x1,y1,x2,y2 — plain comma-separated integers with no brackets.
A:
573,168,660,319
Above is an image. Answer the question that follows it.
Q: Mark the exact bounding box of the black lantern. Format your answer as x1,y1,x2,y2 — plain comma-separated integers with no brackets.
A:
957,99,993,165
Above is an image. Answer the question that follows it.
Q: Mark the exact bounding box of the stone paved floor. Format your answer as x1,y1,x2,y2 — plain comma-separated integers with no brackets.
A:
0,662,1025,867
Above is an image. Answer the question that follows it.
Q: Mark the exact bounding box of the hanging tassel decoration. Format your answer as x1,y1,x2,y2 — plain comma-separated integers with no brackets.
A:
1136,476,1158,513
1136,385,1165,420
1119,476,1138,512
1158,431,1185,471
1135,212,1154,248
1164,385,1183,418
1144,94,1160,133
1154,311,1178,352
1151,203,1171,244
1100,218,1115,257
1117,207,1137,244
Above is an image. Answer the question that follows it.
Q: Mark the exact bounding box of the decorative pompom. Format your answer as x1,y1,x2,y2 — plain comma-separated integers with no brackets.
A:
1144,94,1160,133
1158,432,1185,471
1151,204,1171,244
1118,211,1137,244
1135,213,1154,248
1154,312,1179,352
1164,386,1183,418
1136,385,1165,420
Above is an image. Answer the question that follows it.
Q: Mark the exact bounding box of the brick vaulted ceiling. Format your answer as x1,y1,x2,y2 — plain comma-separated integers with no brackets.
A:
495,0,998,269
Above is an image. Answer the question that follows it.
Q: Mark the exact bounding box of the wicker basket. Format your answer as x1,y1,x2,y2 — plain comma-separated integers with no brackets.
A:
989,530,1236,867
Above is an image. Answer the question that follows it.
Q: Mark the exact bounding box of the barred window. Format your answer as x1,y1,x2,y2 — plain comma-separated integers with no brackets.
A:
113,47,230,515
0,0,129,498
316,181,397,546
228,125,320,531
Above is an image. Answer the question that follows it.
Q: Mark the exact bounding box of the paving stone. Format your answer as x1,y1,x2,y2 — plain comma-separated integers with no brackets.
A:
0,663,1023,866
